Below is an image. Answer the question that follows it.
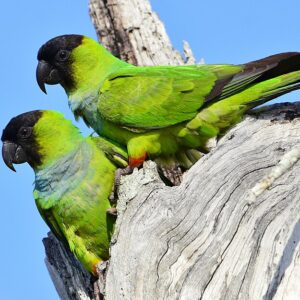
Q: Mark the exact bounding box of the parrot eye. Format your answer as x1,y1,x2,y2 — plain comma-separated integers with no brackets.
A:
56,50,70,62
18,127,32,139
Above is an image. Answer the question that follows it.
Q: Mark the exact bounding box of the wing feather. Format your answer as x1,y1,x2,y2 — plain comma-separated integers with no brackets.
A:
98,65,242,129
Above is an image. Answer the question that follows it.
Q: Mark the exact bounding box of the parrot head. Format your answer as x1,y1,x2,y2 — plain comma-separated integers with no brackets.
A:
2,110,82,171
36,34,83,94
2,111,42,171
36,34,121,97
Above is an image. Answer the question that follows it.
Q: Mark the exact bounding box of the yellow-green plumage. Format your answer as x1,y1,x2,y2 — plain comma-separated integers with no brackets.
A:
36,35,300,169
1,110,128,275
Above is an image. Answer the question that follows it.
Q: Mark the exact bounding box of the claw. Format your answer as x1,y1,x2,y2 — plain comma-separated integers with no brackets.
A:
110,166,134,203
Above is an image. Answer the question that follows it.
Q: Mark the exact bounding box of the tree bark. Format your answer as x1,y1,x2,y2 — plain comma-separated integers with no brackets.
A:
88,0,195,65
107,102,300,300
42,1,300,299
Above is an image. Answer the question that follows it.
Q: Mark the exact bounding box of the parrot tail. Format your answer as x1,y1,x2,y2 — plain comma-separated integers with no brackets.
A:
222,69,300,109
206,52,300,104
189,55,300,135
169,52,300,181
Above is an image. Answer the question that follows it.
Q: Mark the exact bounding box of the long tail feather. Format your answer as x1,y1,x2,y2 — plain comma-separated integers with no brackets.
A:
206,52,300,105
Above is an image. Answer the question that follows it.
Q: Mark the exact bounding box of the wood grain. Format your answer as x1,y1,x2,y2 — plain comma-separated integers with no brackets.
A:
105,103,300,300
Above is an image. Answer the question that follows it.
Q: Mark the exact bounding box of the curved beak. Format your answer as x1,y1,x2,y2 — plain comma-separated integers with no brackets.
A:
36,60,61,94
2,142,27,172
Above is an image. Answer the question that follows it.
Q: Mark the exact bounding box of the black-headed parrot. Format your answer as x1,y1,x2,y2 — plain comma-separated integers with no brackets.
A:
1,110,127,276
36,35,300,171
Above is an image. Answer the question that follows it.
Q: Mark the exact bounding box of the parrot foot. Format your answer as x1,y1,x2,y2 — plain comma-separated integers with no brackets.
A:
109,166,134,202
106,207,118,217
157,164,184,186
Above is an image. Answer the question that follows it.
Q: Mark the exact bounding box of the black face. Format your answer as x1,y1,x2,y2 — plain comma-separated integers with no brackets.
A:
1,111,43,171
36,34,83,93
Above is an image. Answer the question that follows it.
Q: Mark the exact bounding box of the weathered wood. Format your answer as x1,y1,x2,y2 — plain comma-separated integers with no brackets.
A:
106,102,300,300
42,0,300,299
43,232,93,300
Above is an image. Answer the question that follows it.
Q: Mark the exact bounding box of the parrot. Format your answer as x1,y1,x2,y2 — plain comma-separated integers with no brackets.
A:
1,110,128,276
36,34,300,172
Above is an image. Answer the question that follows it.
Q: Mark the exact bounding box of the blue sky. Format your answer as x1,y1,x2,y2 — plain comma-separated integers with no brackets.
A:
0,1,299,299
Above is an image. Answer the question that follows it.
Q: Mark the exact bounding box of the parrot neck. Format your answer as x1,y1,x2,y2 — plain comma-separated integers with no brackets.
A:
33,111,84,170
34,141,93,198
67,39,129,110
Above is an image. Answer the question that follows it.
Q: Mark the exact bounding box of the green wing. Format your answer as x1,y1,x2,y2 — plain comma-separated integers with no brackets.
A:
98,64,242,129
98,52,300,130
35,196,69,246
90,136,128,168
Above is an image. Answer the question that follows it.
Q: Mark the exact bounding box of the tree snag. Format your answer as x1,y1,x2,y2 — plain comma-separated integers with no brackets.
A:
42,1,300,299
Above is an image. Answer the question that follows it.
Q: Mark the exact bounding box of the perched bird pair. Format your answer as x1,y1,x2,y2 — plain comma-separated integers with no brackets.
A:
3,34,300,275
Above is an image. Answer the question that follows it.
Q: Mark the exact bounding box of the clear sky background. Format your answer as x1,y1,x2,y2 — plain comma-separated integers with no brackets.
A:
0,1,299,299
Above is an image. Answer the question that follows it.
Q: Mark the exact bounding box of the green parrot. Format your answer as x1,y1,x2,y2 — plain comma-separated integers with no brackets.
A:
36,34,300,170
1,110,127,276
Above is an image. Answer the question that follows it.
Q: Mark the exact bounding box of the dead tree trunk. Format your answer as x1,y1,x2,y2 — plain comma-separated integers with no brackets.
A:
43,0,300,299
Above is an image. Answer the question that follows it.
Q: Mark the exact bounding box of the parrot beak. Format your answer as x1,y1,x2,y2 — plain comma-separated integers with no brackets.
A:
2,141,27,172
36,60,61,94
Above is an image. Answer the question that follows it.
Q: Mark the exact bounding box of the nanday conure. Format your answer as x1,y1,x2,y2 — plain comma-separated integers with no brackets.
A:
1,110,127,275
36,35,300,170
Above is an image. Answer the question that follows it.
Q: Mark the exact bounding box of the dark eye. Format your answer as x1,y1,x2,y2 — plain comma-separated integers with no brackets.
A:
56,50,70,62
18,127,32,139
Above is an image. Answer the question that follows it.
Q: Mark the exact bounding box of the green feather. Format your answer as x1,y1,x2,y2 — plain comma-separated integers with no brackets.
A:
40,35,300,168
